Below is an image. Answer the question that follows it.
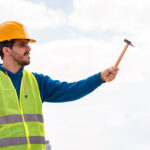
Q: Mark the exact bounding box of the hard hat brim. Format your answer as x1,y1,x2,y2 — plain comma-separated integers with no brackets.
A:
12,38,36,43
28,38,36,43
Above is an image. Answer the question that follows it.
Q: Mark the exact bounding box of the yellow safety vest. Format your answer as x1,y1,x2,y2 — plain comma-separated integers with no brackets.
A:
0,70,46,150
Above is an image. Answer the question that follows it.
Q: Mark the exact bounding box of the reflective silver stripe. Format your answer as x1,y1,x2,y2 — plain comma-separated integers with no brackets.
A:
0,114,43,125
0,137,27,147
0,115,22,125
24,114,44,122
0,136,45,147
29,136,45,144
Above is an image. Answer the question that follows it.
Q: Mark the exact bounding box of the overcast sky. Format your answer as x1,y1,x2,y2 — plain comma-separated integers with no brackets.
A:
0,0,150,150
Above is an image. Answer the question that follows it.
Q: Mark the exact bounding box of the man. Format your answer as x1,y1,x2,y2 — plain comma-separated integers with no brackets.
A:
0,21,118,150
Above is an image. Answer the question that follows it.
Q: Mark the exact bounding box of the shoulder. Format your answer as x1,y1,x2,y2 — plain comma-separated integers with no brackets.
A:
31,72,60,87
32,72,50,84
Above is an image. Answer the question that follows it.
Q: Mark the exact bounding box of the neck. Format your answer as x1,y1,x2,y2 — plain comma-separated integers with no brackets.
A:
2,61,22,74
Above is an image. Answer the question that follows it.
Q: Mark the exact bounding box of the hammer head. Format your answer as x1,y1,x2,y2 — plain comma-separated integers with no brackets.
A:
124,39,134,47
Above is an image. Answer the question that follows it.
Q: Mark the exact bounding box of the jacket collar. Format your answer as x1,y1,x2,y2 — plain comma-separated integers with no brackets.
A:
0,64,24,77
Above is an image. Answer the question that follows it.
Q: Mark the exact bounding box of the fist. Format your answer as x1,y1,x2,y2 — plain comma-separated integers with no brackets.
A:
101,67,119,82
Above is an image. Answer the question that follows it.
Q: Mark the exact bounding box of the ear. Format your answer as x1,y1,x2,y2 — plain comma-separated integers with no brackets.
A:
2,47,11,57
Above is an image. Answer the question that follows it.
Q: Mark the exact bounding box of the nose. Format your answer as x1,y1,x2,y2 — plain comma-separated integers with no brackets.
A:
26,44,31,51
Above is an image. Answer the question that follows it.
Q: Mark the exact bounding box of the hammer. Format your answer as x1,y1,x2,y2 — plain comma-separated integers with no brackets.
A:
114,39,134,69
106,39,134,82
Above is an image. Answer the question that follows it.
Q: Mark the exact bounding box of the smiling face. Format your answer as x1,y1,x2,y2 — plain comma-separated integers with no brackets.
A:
9,39,31,67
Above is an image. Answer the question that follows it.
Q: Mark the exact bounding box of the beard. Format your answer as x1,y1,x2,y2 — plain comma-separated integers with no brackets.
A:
18,59,30,66
10,51,30,67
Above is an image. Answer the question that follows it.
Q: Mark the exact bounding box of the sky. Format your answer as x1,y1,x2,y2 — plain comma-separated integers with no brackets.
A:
0,0,150,150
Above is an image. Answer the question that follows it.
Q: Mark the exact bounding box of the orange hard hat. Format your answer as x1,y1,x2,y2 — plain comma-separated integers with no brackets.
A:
0,21,36,43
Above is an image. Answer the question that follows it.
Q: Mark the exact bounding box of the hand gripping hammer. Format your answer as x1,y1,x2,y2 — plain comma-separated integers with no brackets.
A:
114,39,134,69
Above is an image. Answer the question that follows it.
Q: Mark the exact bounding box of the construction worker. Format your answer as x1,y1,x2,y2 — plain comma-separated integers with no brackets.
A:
0,21,119,150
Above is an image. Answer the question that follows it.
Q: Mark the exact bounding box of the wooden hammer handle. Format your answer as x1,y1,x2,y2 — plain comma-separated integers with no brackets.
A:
114,44,129,68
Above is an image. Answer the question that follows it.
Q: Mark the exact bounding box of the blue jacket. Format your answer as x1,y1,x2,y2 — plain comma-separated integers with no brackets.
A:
0,64,105,103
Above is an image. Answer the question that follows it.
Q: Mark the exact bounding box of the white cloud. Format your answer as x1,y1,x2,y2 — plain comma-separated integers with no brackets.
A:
69,0,150,34
0,0,66,30
43,90,150,150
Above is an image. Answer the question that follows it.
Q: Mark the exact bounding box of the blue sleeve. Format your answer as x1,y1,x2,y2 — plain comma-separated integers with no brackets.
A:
32,72,105,103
